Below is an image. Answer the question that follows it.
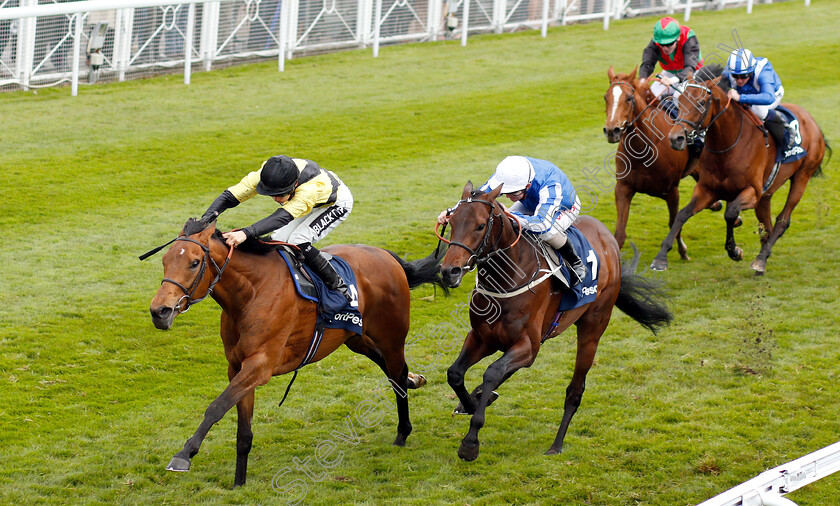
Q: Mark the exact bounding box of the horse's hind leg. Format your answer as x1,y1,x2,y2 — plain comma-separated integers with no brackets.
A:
752,172,811,274
447,330,494,416
546,319,606,455
345,334,413,446
458,340,535,462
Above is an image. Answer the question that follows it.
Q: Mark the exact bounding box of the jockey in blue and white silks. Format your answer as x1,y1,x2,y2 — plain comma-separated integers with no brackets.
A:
481,156,586,284
723,48,794,150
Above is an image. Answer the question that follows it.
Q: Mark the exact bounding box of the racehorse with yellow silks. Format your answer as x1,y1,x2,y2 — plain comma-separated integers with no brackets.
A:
145,217,446,487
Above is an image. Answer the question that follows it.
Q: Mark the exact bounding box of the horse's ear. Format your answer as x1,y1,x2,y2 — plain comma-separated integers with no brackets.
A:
486,184,503,201
628,66,637,82
607,65,616,81
461,181,474,198
197,221,217,242
710,75,723,86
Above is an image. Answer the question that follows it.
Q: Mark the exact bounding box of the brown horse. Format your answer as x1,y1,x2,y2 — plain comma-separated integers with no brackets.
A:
604,66,694,261
439,182,673,461
147,218,446,487
651,71,830,273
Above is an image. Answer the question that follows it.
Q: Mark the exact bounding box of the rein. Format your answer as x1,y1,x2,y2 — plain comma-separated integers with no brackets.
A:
676,82,732,144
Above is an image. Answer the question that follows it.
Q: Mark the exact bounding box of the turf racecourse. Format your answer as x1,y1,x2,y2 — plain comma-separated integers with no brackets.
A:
1,1,838,504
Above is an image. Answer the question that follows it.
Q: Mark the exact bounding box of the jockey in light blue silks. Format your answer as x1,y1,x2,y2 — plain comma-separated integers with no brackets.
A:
439,156,586,285
723,48,795,151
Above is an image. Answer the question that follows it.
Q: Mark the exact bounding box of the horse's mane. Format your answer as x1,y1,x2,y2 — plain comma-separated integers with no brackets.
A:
695,63,723,82
181,217,282,256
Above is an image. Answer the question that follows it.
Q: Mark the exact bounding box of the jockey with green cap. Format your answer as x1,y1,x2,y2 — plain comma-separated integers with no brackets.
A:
640,17,704,102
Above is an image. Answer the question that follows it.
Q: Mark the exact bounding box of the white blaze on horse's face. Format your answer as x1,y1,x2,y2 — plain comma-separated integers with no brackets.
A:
608,85,623,122
179,248,185,255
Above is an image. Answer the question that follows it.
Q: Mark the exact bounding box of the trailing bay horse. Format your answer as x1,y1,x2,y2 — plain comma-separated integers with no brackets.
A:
147,218,446,487
651,71,830,273
604,65,693,261
438,182,673,461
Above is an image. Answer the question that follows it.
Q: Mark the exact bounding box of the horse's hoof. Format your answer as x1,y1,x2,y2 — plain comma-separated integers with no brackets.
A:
458,441,480,461
545,447,562,456
393,434,408,447
709,201,723,212
407,372,426,389
733,217,743,228
750,259,766,274
453,403,473,415
650,258,668,271
728,247,744,261
166,456,191,472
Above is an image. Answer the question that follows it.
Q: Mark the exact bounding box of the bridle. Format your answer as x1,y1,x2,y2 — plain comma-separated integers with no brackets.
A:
435,196,522,272
675,81,732,146
607,80,661,134
159,236,234,314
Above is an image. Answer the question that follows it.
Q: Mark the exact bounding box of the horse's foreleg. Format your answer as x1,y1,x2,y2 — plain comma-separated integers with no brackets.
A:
725,188,759,262
754,195,773,246
651,190,716,271
724,201,744,261
613,183,634,250
167,353,272,478
546,318,606,455
665,185,689,261
447,331,493,416
458,340,535,462
233,390,255,488
752,174,810,274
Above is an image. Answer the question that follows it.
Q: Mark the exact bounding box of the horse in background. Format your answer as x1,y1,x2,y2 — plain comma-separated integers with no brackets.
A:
604,66,697,262
147,218,446,487
439,182,672,461
652,71,830,273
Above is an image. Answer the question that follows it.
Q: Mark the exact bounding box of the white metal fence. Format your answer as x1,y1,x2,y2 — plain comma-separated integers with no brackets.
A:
0,0,806,94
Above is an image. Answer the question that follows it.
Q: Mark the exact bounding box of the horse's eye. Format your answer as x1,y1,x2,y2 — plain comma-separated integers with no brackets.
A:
626,96,632,103
476,224,486,232
190,259,200,269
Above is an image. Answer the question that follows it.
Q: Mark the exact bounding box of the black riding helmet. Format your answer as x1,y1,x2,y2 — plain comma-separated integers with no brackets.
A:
256,156,299,196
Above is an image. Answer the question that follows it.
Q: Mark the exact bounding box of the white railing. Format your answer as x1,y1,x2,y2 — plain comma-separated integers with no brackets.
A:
698,441,840,506
0,0,807,94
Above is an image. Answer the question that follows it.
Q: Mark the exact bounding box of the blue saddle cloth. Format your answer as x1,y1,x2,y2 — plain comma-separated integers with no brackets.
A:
278,251,363,335
775,105,808,164
557,227,600,311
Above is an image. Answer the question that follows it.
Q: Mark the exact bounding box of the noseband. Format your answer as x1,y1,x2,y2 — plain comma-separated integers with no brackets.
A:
161,237,233,313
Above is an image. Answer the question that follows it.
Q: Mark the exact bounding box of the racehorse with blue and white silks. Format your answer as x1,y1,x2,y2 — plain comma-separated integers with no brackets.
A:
145,217,446,487
652,68,831,274
436,182,673,461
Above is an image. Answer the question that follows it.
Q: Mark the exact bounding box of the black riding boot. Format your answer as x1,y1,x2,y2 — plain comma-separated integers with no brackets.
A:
765,113,793,152
300,243,353,304
682,132,705,178
558,242,586,287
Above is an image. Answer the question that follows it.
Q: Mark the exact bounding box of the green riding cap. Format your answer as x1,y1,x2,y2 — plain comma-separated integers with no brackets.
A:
653,17,680,45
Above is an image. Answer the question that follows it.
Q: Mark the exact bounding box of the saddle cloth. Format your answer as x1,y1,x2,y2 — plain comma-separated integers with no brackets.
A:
277,250,363,334
544,226,600,311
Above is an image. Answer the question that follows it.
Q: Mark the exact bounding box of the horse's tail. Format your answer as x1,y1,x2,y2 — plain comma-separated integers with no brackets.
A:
615,245,673,334
387,248,450,294
815,128,831,178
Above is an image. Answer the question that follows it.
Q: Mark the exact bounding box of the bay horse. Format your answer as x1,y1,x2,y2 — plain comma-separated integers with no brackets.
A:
604,65,693,261
651,71,830,273
439,182,673,461
147,217,446,487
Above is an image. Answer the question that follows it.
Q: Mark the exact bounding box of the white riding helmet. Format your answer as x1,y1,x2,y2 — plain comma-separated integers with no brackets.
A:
486,156,534,193
727,48,756,76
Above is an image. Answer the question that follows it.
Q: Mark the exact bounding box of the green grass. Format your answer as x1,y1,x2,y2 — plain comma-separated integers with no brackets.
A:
1,1,839,504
